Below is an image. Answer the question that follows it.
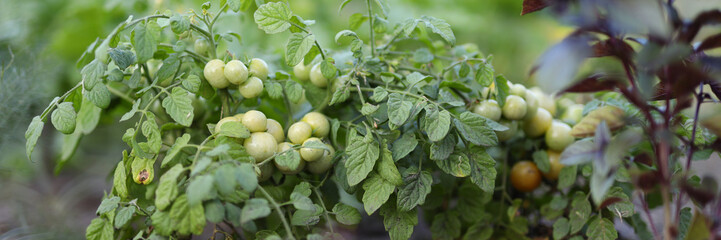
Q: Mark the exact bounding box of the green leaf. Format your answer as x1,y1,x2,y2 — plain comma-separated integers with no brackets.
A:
387,93,413,127
494,75,510,106
155,164,185,210
605,187,634,218
218,121,251,138
557,164,577,189
333,203,361,225
286,33,315,66
204,200,226,223
291,204,323,226
170,195,206,235
453,112,497,146
81,59,106,90
151,210,173,236
569,192,591,234
377,143,403,186
380,199,418,240
132,22,158,63
345,133,380,186
162,87,194,127
161,134,190,167
370,86,388,102
25,116,44,160
113,161,128,198
141,115,162,154
290,192,315,211
475,62,494,87
413,49,434,64
430,133,455,161
155,54,180,83
436,152,471,177
254,2,292,34
586,216,618,240
85,217,114,240
285,80,303,103
330,84,350,105
397,169,432,211
108,48,136,70
187,174,214,206
468,146,497,192
182,74,201,93
265,80,283,99
85,83,111,109
677,207,692,240
242,198,271,223
392,132,418,161
424,106,451,142
321,59,337,79
361,103,380,115
275,148,302,171
430,211,461,240
420,16,456,45
463,222,493,240
114,206,135,228
362,173,395,214
77,96,102,134
396,18,419,37
533,150,550,173
97,196,120,215
553,217,570,240
237,163,258,192
348,13,368,30
169,14,190,34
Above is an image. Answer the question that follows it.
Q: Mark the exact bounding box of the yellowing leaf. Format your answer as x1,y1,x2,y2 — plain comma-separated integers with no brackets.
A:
571,106,625,137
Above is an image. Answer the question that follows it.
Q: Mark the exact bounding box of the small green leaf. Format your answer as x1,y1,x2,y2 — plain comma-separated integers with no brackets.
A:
182,74,201,93
430,211,462,240
345,133,380,186
333,203,361,225
569,192,592,234
290,192,315,211
25,116,44,160
242,198,271,223
330,84,350,105
85,217,114,240
413,48,434,64
362,173,395,215
424,106,451,142
265,80,283,99
436,152,471,177
96,196,120,215
430,133,456,161
114,206,135,228
586,216,618,240
677,207,692,240
387,93,413,127
454,112,497,146
254,2,293,34
380,199,418,240
370,86,388,102
81,59,106,90
155,54,180,84
169,14,190,34
218,121,251,139
377,144,403,186
361,103,380,115
475,62,494,87
169,195,206,235
108,48,136,70
285,80,303,103
286,33,315,66
187,175,215,206
161,134,191,167
132,22,159,63
420,16,455,45
162,87,194,127
50,102,77,134
463,222,493,240
557,165,578,189
155,164,185,210
553,217,570,240
85,83,111,109
533,150,550,173
77,96,102,134
494,75,510,106
321,59,337,79
392,132,418,161
468,146,497,192
204,200,226,223
397,169,432,211
113,161,128,198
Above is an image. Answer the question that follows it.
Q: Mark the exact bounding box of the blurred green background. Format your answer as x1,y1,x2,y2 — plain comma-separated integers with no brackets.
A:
0,0,632,238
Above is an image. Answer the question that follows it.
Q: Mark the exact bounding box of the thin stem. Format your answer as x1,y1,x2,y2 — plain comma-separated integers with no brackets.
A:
366,0,375,57
312,187,335,234
286,21,326,60
40,83,82,120
258,186,294,240
640,192,661,240
106,85,135,103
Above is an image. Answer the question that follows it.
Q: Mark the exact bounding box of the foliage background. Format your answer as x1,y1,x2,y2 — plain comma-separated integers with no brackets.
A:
0,0,717,238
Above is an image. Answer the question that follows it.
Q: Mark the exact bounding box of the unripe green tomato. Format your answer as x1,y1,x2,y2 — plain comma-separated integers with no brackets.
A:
248,58,269,80
242,110,267,132
509,83,527,97
293,61,311,81
192,97,206,121
95,40,110,64
287,122,312,144
531,87,557,117
523,90,540,121
300,137,324,162
462,43,480,54
257,163,274,182
545,120,574,151
502,95,528,120
244,132,277,162
307,143,335,174
275,142,305,174
194,38,210,55
239,77,264,98
560,104,584,125
495,120,518,142
204,59,229,89
301,112,329,138
523,108,552,138
557,98,576,113
266,119,285,143
224,60,249,85
309,63,328,88
543,150,564,180
472,100,502,122
215,116,240,134
331,75,349,93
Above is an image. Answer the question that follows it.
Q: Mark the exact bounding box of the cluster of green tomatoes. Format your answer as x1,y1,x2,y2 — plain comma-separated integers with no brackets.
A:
472,81,585,192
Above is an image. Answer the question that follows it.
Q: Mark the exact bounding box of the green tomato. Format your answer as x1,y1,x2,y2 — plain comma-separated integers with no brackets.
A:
244,132,277,162
275,142,305,174
287,122,312,144
257,163,274,182
560,104,584,125
215,116,240,134
472,100,502,122
502,95,528,120
522,89,540,121
204,59,229,89
509,83,527,97
307,143,335,174
495,120,518,142
239,76,264,98
531,87,557,117
248,58,269,80
301,112,329,138
242,110,267,133
266,118,285,143
557,98,576,113
545,120,574,151
192,96,206,121
194,38,209,55
293,61,311,81
309,63,328,88
523,108,552,138
331,75,349,93
300,137,324,162
224,60,249,85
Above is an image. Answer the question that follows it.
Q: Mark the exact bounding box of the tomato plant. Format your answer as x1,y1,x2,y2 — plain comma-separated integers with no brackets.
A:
22,0,721,239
